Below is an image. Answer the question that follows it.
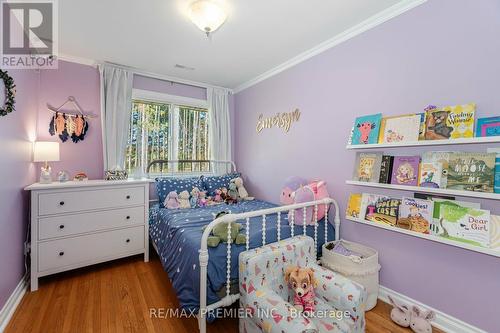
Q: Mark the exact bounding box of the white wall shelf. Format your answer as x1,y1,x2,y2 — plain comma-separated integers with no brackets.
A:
345,216,500,258
346,180,500,200
346,136,500,149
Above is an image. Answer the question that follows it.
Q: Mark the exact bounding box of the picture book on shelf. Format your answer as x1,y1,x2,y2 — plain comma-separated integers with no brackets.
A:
490,215,500,250
397,197,433,234
418,162,443,188
379,114,421,144
447,152,496,192
351,114,382,145
417,112,426,140
346,193,362,219
431,199,481,236
475,116,500,137
421,151,451,188
352,152,383,182
437,201,490,247
390,156,420,186
424,103,475,140
487,148,500,194
361,193,400,226
379,155,394,184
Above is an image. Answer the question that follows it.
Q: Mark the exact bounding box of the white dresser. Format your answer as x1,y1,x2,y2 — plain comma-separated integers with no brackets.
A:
25,179,153,291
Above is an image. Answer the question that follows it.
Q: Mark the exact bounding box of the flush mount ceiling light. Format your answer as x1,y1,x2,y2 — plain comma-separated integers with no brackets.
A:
188,0,227,36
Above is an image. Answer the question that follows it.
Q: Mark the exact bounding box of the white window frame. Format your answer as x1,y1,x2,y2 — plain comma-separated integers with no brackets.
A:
130,89,210,177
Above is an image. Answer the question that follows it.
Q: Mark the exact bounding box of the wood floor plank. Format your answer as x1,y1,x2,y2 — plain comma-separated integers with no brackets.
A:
5,252,444,333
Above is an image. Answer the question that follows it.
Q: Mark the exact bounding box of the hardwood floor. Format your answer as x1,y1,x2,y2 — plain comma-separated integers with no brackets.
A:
6,251,443,333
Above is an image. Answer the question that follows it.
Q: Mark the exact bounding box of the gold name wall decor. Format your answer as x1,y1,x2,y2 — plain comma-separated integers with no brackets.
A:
256,108,301,133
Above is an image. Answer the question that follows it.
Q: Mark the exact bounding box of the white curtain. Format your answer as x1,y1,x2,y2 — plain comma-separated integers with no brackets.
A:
208,87,232,174
99,64,133,171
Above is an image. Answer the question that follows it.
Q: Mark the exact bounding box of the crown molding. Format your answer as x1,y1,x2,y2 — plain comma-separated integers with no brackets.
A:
57,53,98,67
233,0,428,93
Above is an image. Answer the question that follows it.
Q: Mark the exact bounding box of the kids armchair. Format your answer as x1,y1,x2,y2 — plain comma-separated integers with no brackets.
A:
239,236,367,333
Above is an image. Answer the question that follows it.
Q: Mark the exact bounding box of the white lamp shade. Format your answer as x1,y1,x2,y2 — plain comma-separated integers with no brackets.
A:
33,141,60,162
189,0,227,33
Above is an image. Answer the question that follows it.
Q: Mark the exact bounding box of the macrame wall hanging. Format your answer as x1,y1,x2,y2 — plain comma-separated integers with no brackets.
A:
48,96,98,143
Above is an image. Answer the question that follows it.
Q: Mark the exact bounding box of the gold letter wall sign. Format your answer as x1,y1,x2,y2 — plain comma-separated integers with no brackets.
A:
256,108,301,133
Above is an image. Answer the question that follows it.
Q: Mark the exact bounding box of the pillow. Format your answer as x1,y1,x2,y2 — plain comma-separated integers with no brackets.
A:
202,172,241,196
155,176,204,207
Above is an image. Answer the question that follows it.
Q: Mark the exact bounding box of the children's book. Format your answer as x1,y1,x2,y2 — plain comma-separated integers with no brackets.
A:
417,112,426,140
490,215,500,250
447,152,496,192
424,104,475,140
346,193,362,219
351,114,382,145
397,197,433,234
360,193,400,226
418,162,443,188
379,155,394,184
391,156,420,186
487,148,500,194
475,116,500,137
430,199,481,236
379,114,421,144
421,151,451,188
352,152,383,182
437,201,490,247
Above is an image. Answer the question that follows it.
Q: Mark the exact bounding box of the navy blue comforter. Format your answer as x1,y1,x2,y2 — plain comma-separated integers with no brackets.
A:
149,200,335,311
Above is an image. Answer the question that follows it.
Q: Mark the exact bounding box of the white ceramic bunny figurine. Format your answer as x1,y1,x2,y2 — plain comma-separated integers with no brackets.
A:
410,306,435,333
388,295,411,327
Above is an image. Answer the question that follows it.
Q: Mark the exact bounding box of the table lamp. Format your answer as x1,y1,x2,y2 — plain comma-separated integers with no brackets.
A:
33,141,60,184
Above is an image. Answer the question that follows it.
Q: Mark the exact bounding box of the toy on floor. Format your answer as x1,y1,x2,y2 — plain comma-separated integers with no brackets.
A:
203,211,246,247
178,190,191,209
190,187,200,207
165,191,180,209
231,177,254,201
410,306,435,333
388,295,411,328
280,176,308,205
284,265,317,314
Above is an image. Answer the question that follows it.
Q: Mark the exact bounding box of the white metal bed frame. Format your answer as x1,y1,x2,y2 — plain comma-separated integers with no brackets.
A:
146,160,340,333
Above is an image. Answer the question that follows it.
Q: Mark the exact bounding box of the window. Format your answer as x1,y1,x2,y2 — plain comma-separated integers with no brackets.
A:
125,91,210,175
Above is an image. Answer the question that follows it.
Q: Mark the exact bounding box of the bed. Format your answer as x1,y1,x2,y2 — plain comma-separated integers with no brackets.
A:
147,160,340,333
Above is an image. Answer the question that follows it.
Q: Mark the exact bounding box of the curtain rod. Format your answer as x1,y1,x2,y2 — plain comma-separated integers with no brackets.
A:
101,61,233,93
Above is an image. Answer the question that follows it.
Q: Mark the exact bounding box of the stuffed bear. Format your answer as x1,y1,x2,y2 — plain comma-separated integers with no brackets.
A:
231,177,254,201
178,190,191,209
190,187,200,208
164,191,180,209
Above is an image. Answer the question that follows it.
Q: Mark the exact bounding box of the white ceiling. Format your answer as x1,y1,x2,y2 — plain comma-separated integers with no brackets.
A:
59,0,408,89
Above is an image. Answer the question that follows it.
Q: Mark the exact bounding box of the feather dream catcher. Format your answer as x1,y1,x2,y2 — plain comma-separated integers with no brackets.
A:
48,96,97,143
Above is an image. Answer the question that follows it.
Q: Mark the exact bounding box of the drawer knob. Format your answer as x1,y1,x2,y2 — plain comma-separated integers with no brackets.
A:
126,216,131,220
59,251,64,256
126,238,130,243
59,201,65,206
59,224,65,229
126,195,131,199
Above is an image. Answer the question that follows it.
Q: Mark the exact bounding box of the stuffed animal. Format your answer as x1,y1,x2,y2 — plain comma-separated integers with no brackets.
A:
228,182,239,201
388,295,411,327
280,176,308,205
221,186,237,204
288,186,315,225
284,265,317,313
410,306,435,333
178,190,191,209
190,187,200,208
164,191,180,209
198,191,208,207
213,188,223,203
231,177,254,201
203,211,246,247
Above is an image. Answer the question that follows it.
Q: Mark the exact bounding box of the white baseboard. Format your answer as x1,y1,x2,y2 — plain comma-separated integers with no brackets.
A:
378,285,487,333
0,275,28,333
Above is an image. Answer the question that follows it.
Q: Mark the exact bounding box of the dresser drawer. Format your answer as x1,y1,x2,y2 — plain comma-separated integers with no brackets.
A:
38,207,145,240
38,186,145,216
38,226,145,272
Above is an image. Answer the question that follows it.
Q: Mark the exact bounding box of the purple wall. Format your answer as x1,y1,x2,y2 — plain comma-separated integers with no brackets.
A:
234,0,500,331
0,70,38,308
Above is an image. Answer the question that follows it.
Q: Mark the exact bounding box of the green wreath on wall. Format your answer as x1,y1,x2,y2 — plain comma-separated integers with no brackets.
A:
0,70,16,117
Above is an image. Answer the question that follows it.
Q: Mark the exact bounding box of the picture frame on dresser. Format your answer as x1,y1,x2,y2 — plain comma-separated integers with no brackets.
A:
24,179,153,291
